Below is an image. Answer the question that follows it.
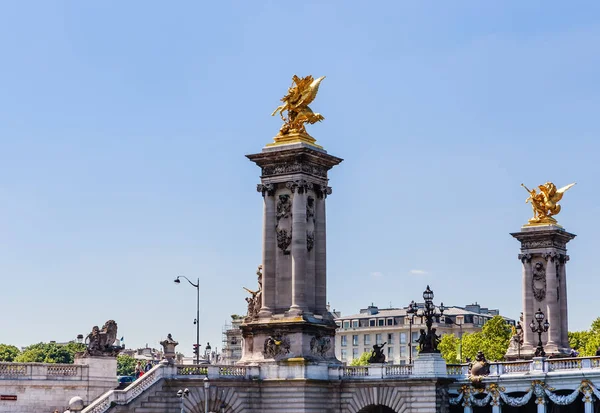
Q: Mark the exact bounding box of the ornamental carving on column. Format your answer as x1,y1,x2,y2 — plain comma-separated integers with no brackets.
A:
310,333,332,357
276,194,292,254
316,185,332,199
262,162,327,178
277,229,292,255
532,261,546,302
286,179,312,194
276,194,291,221
263,332,291,359
306,196,315,220
559,254,570,264
306,231,315,252
518,253,532,263
256,183,275,197
542,251,559,262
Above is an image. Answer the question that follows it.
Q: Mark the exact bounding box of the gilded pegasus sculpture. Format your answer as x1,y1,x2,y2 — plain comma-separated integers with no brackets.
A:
521,182,576,225
271,75,325,137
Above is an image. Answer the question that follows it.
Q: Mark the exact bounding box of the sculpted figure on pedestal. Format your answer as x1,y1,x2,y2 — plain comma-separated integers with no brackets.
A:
83,320,122,357
521,182,575,225
368,342,387,364
243,265,263,320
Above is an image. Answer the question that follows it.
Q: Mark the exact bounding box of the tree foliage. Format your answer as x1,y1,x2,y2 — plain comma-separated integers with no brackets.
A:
438,334,461,364
349,351,371,366
15,342,84,364
0,344,20,362
443,315,512,362
569,317,600,356
117,354,141,376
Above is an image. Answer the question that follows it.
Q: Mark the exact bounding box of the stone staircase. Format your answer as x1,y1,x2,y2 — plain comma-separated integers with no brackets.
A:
111,381,180,413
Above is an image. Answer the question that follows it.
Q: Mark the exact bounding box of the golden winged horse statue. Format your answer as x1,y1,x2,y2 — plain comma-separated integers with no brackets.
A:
521,182,576,225
271,75,326,136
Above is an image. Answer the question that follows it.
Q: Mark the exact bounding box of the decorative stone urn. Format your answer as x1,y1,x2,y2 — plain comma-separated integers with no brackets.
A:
160,334,179,365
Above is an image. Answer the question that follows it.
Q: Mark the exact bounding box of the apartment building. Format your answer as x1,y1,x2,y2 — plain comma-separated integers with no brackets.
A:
334,302,514,364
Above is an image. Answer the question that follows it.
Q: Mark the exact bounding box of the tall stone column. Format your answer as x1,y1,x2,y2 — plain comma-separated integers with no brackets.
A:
288,180,309,316
543,252,559,351
510,226,576,359
258,183,276,317
315,186,330,315
519,254,534,349
558,254,569,350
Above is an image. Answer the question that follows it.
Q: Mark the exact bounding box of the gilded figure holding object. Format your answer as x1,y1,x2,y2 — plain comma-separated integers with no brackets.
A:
521,182,576,225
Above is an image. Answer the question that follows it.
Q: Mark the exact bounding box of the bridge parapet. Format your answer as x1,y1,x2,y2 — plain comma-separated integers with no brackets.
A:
0,361,87,381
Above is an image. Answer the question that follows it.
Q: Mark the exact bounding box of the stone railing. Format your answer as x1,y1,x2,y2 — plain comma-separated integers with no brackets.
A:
81,363,256,413
0,362,87,380
446,356,600,380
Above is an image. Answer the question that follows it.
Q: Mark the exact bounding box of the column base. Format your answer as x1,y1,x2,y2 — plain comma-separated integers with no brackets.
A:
286,306,306,317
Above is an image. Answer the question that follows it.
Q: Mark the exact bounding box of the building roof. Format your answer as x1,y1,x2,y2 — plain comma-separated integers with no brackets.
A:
334,304,508,321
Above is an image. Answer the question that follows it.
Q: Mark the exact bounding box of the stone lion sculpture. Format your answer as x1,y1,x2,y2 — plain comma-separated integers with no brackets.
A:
83,320,122,357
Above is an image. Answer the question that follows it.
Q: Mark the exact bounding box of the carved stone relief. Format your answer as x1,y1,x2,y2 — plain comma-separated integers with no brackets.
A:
520,239,566,249
263,332,291,359
286,179,312,194
310,333,331,357
262,162,328,178
256,183,275,197
276,194,292,254
316,185,332,199
306,196,315,252
306,231,315,252
518,253,532,263
277,229,292,255
532,261,546,302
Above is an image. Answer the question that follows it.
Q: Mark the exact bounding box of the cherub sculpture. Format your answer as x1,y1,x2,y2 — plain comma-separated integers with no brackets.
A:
271,75,325,136
521,182,575,225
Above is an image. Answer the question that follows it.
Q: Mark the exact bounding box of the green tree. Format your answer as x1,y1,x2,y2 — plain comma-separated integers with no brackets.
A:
117,354,139,376
438,334,461,364
15,342,75,364
0,344,20,362
568,331,591,354
459,316,512,362
349,351,371,366
568,317,600,356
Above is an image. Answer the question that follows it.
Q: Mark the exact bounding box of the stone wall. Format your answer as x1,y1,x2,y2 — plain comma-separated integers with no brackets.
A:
0,358,116,413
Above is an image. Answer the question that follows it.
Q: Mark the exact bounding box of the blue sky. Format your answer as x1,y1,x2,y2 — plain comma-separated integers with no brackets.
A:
1,1,600,355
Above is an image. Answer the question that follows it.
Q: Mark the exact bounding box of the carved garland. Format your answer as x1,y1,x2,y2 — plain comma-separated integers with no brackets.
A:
262,162,328,178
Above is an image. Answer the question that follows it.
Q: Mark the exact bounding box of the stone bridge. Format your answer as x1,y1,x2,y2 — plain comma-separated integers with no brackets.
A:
84,363,448,413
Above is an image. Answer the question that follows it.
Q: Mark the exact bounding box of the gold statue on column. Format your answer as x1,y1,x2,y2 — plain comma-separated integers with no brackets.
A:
521,182,576,226
268,75,326,148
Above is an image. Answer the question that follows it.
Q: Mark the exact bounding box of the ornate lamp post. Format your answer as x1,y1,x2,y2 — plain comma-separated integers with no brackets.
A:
176,388,190,413
174,276,200,365
530,308,549,357
413,285,445,354
406,300,417,364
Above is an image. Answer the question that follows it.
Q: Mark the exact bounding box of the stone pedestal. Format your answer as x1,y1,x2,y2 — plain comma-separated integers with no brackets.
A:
412,353,447,378
241,140,342,369
74,356,118,403
509,225,575,359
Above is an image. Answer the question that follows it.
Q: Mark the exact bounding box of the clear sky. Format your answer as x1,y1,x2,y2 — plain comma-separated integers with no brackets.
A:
1,1,600,356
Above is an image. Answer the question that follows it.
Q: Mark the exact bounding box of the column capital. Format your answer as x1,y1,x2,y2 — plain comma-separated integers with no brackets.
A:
286,179,312,194
518,253,532,263
542,251,559,262
559,254,570,264
257,183,275,197
316,185,332,199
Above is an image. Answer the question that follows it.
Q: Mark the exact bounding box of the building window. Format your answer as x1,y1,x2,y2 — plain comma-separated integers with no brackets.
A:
341,336,347,347
456,316,464,325
352,320,359,328
360,319,369,327
387,318,393,326
400,346,407,358
400,332,407,344
341,349,347,361
378,319,385,326
387,333,394,344
369,319,376,327
352,335,359,346
388,347,393,359
343,321,350,329
376,334,382,345
335,321,341,328
353,348,359,360
412,331,419,342
364,334,371,345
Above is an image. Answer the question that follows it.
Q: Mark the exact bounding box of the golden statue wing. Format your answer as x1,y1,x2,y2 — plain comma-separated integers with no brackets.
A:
243,287,257,295
552,182,576,202
296,76,325,108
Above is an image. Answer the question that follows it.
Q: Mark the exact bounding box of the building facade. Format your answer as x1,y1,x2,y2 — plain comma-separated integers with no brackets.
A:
335,303,514,364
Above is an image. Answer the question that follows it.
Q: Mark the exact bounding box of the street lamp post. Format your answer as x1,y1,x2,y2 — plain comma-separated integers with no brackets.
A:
174,276,200,365
176,388,190,413
406,300,417,364
530,308,549,357
413,285,445,354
